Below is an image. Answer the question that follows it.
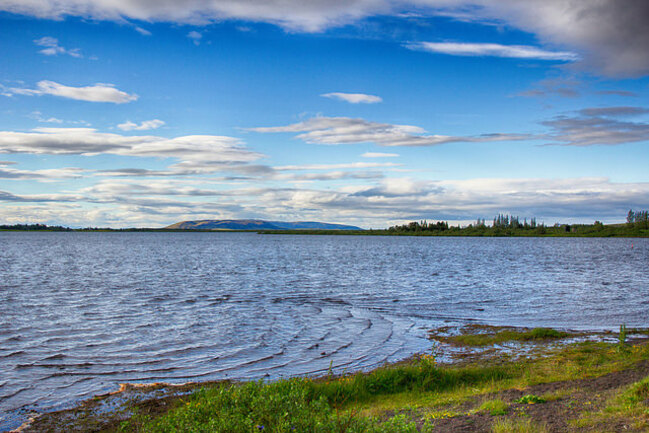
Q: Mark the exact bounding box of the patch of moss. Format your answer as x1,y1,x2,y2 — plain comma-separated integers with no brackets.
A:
478,399,509,416
440,327,571,347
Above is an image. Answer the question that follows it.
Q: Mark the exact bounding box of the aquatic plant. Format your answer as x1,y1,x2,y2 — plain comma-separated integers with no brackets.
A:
619,323,627,346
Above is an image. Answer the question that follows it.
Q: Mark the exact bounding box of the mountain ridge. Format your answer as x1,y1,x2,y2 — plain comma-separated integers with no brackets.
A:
164,219,362,230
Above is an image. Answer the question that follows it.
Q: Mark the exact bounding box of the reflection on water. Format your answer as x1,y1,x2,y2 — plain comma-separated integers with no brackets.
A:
1,232,647,430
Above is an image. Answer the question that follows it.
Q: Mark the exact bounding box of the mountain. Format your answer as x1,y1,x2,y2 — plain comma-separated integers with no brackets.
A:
165,219,362,230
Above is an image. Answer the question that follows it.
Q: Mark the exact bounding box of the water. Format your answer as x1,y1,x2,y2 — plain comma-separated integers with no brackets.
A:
1,232,648,430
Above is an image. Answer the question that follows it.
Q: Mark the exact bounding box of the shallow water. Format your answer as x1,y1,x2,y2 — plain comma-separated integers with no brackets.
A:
1,232,648,430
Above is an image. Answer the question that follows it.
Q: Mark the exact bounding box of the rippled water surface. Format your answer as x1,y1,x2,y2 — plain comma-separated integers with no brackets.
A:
1,232,648,430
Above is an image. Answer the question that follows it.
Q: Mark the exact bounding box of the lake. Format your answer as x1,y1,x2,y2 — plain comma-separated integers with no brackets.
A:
1,232,648,430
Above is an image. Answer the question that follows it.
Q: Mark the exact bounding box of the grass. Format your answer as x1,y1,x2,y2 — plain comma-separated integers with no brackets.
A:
112,338,649,433
491,418,548,433
539,388,574,402
572,373,649,430
438,327,571,347
477,399,508,416
123,380,424,433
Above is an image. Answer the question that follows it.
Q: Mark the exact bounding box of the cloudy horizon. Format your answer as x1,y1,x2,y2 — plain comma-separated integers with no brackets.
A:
1,0,648,228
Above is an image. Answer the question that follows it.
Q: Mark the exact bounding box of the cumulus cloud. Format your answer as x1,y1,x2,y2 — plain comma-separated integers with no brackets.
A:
283,171,384,181
118,119,165,131
0,166,84,180
407,41,578,61
81,174,647,226
321,92,383,104
8,80,138,103
251,116,530,147
0,128,264,169
3,1,647,76
0,0,387,32
474,0,649,77
283,176,649,224
0,190,80,202
95,166,385,182
543,106,649,146
3,173,648,227
34,36,82,57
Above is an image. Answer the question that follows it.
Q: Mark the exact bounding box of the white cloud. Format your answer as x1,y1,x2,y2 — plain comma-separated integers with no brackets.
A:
9,81,138,103
280,171,384,181
3,1,648,76
135,26,151,36
3,174,647,227
34,36,82,57
472,0,649,77
362,152,399,158
0,128,263,168
118,119,165,131
321,92,383,104
251,116,530,147
0,0,384,32
298,176,649,225
275,162,398,170
0,166,85,180
29,111,63,123
187,30,202,45
407,41,578,61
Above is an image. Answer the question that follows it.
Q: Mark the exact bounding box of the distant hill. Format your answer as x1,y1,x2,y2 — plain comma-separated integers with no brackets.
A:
165,219,362,230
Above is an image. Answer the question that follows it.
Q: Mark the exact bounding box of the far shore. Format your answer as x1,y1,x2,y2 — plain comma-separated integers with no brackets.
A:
2,227,649,238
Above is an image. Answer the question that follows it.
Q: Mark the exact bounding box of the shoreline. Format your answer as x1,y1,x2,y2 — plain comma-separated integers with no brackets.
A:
2,227,649,237
14,325,649,432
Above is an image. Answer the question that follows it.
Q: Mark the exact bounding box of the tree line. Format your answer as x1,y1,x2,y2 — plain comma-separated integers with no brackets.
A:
0,223,72,231
627,209,649,229
388,210,649,236
388,214,545,233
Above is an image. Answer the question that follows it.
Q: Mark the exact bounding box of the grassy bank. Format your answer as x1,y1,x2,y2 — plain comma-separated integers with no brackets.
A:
23,325,649,433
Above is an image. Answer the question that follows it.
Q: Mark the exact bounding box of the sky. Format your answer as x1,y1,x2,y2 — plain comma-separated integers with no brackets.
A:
1,0,648,228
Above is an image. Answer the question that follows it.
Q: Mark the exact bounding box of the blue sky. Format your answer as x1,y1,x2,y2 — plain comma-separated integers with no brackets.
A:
1,0,648,228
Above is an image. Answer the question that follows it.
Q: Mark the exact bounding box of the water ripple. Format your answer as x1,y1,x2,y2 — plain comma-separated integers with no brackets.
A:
0,233,648,431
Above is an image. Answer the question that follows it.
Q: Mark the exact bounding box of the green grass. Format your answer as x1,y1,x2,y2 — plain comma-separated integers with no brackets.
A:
123,380,423,433
570,374,649,431
491,418,548,433
116,338,649,433
478,399,509,416
444,327,570,347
